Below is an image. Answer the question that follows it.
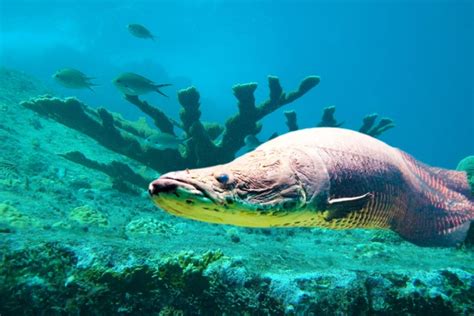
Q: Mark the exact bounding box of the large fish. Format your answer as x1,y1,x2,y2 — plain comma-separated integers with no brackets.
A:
148,128,474,247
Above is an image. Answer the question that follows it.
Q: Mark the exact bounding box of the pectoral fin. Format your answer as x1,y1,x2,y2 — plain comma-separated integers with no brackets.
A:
325,192,373,221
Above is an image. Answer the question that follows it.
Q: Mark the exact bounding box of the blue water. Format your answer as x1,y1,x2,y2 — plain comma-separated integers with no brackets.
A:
1,0,473,167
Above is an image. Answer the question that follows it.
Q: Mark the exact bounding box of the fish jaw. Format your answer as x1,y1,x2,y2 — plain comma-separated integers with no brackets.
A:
148,168,314,228
148,175,233,225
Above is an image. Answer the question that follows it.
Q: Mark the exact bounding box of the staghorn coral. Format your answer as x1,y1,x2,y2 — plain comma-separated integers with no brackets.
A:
22,75,320,173
59,151,150,194
21,75,395,184
21,96,187,172
317,105,343,128
359,113,395,137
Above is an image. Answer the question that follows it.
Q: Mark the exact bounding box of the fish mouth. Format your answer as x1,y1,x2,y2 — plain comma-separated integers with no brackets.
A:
148,177,216,203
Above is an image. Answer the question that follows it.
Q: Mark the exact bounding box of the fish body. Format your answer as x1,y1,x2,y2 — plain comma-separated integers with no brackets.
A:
112,72,171,96
145,132,187,150
127,23,155,40
149,127,474,247
53,68,97,91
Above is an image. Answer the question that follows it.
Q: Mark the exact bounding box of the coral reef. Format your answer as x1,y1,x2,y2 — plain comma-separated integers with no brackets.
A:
69,205,108,227
316,105,395,137
125,217,182,236
1,68,471,315
0,203,36,228
21,75,394,177
59,151,150,194
457,155,474,194
0,242,472,315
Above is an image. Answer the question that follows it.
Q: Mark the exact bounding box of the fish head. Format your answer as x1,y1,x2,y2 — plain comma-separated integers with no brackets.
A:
112,75,136,95
149,147,313,227
52,70,65,81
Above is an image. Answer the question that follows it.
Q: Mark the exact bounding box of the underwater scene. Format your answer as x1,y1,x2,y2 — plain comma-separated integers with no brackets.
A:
0,0,473,315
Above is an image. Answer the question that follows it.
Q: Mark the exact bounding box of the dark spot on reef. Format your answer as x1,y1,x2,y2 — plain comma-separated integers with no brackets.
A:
225,197,234,204
203,207,210,210
213,208,220,212
174,192,180,198
185,199,193,204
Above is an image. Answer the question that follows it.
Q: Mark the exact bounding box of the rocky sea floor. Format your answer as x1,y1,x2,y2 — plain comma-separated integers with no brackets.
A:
0,68,473,315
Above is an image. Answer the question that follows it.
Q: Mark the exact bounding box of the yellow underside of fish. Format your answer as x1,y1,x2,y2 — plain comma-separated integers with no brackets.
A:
154,196,391,230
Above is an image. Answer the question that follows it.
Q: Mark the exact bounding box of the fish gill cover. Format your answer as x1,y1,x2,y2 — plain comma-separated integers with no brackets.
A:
0,1,473,315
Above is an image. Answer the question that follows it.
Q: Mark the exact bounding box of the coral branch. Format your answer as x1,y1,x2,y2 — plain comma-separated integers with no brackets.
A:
218,76,319,161
317,106,343,127
284,110,298,131
22,75,320,172
177,87,222,166
22,96,187,172
59,151,150,192
177,87,202,135
256,76,320,118
124,95,176,135
359,113,378,134
359,114,395,137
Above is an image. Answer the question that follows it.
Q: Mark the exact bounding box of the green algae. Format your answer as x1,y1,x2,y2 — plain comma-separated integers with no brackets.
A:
69,205,108,227
457,155,474,194
0,203,37,228
0,241,472,315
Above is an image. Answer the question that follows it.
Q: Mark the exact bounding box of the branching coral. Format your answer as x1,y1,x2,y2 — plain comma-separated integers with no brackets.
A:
22,75,321,173
21,75,394,187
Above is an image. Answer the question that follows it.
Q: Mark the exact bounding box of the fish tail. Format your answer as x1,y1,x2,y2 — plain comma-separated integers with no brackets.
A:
155,83,172,88
396,152,474,246
155,84,172,97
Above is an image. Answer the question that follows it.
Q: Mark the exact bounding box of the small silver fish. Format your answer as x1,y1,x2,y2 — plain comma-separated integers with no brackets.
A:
53,68,97,91
145,132,188,150
127,23,156,40
113,72,171,97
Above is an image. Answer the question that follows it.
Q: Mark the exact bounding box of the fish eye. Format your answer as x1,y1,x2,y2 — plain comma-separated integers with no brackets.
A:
215,173,229,185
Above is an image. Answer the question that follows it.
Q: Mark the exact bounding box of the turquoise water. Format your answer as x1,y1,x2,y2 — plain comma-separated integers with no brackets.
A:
0,1,473,314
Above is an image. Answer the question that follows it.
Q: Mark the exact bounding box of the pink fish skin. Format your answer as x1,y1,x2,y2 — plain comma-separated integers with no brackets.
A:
149,128,474,247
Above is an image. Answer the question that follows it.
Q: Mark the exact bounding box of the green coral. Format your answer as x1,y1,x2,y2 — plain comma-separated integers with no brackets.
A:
125,217,182,235
456,155,474,194
69,205,108,227
0,243,472,315
0,203,36,228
